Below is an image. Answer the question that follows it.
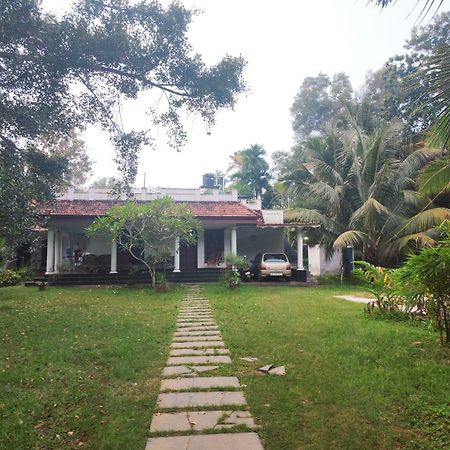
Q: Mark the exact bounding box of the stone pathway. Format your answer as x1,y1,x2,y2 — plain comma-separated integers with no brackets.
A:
334,294,374,304
145,285,264,450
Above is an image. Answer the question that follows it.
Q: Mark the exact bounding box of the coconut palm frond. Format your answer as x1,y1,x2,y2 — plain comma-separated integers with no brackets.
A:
308,158,344,185
417,157,450,195
284,208,340,233
398,146,444,180
394,231,438,249
423,45,450,147
402,190,427,209
398,207,450,236
350,197,391,229
333,230,367,249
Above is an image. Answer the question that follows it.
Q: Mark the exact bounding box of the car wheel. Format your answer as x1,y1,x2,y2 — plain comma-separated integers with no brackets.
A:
256,272,262,282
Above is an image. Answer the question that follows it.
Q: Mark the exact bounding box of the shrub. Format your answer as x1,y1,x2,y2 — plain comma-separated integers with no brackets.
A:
354,261,403,312
221,254,247,289
17,266,34,281
395,221,450,345
0,270,22,287
154,272,170,292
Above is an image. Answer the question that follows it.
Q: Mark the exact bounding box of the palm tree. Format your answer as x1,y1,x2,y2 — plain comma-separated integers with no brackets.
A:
282,120,449,266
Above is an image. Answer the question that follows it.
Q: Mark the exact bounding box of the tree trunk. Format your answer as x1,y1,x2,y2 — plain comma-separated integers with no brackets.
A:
150,263,156,287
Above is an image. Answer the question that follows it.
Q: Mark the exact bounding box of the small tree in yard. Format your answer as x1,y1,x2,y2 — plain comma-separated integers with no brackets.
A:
87,197,201,287
395,221,450,345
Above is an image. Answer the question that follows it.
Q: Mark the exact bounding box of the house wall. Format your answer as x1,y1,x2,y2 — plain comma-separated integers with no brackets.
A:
237,227,284,262
308,245,342,275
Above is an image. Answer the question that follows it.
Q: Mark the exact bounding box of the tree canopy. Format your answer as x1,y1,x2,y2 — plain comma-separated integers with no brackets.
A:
227,144,271,200
87,197,201,286
0,0,246,247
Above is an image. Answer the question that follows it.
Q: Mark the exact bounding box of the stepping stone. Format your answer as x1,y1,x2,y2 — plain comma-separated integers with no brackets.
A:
174,330,220,336
162,365,220,378
171,340,224,348
162,366,193,377
169,348,229,356
145,432,264,450
172,335,221,341
190,365,220,373
176,325,218,331
167,355,232,365
157,391,247,408
150,410,257,432
178,314,213,318
161,376,240,391
177,320,216,325
178,318,214,322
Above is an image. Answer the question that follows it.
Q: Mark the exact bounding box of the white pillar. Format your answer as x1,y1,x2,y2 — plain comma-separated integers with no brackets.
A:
297,228,304,270
45,229,55,274
54,230,62,273
173,236,180,272
231,227,237,255
110,238,118,274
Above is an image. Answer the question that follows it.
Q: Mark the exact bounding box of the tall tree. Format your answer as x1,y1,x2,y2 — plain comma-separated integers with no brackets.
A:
41,130,92,187
228,144,271,200
0,0,246,246
362,12,450,141
282,119,449,266
290,72,352,142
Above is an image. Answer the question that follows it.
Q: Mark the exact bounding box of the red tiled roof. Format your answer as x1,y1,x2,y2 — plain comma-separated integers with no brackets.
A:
39,200,260,221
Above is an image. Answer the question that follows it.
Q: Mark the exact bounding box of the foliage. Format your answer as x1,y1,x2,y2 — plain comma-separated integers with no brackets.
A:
0,140,68,248
395,220,450,344
221,254,247,289
282,120,449,266
369,0,444,20
0,269,22,287
227,144,271,200
417,156,450,195
87,197,201,287
16,266,34,282
41,130,92,187
290,72,352,142
0,0,246,243
353,261,403,313
90,176,118,190
154,272,170,292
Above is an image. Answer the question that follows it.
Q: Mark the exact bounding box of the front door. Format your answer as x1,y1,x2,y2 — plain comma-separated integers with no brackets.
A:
180,243,198,270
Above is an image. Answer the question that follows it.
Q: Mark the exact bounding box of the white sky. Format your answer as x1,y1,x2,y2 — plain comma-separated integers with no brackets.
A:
43,0,450,188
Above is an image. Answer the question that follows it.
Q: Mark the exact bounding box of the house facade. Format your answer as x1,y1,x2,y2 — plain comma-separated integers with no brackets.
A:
38,186,311,278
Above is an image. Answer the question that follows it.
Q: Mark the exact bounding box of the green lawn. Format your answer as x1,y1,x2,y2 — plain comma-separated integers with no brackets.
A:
0,285,181,449
0,284,448,450
206,284,450,450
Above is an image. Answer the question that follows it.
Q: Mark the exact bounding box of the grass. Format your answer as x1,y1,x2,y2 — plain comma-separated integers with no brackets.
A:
0,284,182,450
205,283,450,450
1,283,448,449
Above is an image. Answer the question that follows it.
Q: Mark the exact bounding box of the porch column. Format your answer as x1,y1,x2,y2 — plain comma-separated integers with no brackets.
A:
231,227,237,255
173,236,180,272
110,238,118,274
297,228,304,270
45,229,55,274
54,230,62,273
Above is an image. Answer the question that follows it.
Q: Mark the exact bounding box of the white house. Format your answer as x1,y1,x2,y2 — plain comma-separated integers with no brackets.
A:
37,186,316,282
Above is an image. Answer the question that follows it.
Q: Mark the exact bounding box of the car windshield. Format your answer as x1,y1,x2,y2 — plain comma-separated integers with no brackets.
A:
263,254,287,262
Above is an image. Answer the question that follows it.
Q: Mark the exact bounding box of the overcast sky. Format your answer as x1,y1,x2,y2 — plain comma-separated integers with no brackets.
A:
43,0,450,188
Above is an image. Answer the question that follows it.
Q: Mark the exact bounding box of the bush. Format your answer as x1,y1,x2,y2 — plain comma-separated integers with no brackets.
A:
0,270,22,287
17,266,34,281
395,221,450,345
221,254,247,289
